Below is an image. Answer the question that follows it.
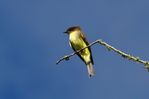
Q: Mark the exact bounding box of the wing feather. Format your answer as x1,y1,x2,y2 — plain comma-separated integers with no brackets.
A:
80,32,94,65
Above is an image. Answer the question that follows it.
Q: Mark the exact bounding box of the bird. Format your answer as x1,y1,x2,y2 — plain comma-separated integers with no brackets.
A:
64,26,95,77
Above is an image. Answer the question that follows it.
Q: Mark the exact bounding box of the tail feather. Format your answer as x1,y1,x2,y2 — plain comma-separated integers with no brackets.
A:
87,62,95,77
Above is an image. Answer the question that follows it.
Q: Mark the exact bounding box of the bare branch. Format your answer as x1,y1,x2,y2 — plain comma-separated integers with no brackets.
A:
56,40,99,64
56,39,149,71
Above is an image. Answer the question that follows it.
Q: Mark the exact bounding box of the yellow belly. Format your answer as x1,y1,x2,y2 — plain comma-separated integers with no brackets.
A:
69,31,91,62
71,38,90,57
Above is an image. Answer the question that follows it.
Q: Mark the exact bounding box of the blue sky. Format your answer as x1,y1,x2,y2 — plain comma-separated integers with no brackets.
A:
1,0,149,99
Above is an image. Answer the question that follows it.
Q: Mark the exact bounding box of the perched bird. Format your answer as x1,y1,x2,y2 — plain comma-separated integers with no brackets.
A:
64,26,95,77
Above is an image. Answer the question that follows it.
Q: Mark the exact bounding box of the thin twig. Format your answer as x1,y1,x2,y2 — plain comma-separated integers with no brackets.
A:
56,40,98,64
56,39,149,71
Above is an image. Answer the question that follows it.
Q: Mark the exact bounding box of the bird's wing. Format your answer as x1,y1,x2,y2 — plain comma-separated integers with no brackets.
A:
80,32,94,65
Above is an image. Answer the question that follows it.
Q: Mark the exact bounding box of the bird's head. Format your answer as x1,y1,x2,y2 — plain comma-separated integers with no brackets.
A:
64,26,81,35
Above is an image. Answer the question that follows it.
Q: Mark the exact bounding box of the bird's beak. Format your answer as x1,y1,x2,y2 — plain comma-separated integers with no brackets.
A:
63,31,67,34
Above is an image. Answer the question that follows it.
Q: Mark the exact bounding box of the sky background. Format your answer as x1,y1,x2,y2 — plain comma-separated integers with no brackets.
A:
1,0,149,99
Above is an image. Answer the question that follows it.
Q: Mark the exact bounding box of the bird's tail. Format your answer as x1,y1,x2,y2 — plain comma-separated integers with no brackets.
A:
87,62,95,77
